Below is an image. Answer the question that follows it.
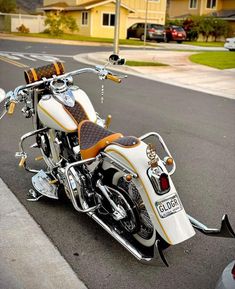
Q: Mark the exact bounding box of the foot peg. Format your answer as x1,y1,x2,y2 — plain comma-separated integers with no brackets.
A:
188,214,235,238
32,170,58,200
27,189,43,202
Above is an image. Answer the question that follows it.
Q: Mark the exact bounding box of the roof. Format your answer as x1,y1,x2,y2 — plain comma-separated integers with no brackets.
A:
43,2,68,8
213,10,235,18
43,0,135,12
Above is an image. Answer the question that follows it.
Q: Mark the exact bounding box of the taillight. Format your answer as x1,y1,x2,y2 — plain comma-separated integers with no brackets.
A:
232,263,235,279
159,173,170,192
148,28,155,33
172,30,177,35
148,168,171,195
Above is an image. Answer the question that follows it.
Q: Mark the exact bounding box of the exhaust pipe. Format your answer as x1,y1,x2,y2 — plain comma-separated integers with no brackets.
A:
88,211,152,262
188,214,235,238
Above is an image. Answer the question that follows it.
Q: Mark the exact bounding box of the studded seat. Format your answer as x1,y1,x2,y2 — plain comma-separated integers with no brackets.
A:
78,120,140,160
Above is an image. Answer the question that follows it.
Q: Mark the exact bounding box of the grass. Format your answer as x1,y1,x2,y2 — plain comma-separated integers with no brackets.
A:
13,32,151,46
183,41,224,47
126,60,167,66
189,51,235,69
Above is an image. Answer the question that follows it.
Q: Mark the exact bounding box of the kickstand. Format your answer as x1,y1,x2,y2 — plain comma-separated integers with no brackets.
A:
27,189,44,202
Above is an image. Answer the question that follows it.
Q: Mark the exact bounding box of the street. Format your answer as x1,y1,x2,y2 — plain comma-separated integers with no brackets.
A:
0,39,235,289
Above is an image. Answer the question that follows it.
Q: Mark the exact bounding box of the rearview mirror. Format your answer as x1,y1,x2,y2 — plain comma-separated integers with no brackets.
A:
109,54,125,65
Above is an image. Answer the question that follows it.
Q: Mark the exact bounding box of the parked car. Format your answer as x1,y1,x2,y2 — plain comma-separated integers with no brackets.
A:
215,260,235,289
165,25,186,43
224,37,235,51
127,23,166,42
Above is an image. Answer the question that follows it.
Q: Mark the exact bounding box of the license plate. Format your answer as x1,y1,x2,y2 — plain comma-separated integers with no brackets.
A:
178,33,182,36
156,195,182,218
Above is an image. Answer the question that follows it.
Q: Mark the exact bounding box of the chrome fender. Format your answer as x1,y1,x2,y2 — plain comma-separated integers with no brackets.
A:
104,141,195,245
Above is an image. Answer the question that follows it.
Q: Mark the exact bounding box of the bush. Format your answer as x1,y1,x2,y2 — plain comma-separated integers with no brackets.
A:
182,16,229,42
17,24,30,33
183,18,198,41
45,12,79,36
211,18,229,41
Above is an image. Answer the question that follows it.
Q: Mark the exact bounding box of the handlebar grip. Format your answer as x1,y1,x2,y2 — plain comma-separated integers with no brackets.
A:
106,74,121,83
8,101,16,115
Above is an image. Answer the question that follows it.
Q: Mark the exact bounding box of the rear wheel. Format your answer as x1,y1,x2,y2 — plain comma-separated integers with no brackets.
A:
116,176,156,247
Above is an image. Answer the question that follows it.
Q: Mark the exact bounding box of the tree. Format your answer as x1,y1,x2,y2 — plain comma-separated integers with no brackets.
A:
212,18,228,41
45,12,79,36
0,0,16,13
198,16,214,42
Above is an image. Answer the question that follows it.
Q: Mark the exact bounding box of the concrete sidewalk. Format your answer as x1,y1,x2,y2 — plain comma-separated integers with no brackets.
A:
0,178,87,289
75,49,235,100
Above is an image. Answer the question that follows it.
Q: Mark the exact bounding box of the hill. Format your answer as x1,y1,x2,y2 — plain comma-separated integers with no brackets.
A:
16,0,43,13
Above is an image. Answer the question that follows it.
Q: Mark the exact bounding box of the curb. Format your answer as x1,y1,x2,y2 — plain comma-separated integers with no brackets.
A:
0,178,87,289
74,51,235,100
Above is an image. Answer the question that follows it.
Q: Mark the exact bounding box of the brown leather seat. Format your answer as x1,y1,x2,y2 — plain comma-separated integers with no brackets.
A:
78,120,140,160
78,120,122,159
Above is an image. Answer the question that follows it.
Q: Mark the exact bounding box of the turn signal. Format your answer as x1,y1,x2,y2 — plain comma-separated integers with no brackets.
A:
164,157,174,166
125,174,132,182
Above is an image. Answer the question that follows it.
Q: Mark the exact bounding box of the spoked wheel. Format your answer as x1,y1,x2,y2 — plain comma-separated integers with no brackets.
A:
106,186,140,234
116,177,156,247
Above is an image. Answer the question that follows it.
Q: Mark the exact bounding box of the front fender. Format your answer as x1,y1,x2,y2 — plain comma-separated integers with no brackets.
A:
104,141,195,245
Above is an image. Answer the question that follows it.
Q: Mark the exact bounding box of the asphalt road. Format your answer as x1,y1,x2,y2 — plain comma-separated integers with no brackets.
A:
0,39,235,289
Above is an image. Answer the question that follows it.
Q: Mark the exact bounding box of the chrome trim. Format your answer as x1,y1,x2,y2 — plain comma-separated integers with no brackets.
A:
147,167,170,195
96,180,127,221
16,127,49,173
64,157,100,213
88,211,153,262
101,152,138,178
139,132,176,175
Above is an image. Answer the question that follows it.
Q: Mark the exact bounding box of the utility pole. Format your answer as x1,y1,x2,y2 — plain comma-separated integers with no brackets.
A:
113,0,121,55
144,0,149,48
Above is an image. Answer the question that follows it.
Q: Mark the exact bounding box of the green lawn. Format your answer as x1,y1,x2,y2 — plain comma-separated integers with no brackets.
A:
126,60,167,66
189,51,235,69
183,41,224,47
13,32,150,46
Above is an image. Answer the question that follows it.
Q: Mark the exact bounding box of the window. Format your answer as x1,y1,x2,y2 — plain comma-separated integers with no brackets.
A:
102,13,115,26
206,0,216,8
82,11,88,25
189,0,197,8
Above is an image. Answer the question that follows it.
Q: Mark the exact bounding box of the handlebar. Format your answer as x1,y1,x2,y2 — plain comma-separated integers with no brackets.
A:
106,74,121,83
7,101,16,115
5,65,123,114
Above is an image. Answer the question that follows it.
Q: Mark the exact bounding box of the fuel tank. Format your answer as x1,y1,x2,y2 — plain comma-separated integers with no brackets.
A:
37,87,97,132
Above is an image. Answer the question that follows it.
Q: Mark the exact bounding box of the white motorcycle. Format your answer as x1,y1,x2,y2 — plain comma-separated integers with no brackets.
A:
0,55,234,265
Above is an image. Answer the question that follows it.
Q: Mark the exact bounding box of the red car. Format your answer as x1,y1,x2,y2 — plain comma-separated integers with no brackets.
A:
165,25,186,43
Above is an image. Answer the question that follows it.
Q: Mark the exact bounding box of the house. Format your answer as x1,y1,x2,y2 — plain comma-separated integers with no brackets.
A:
167,0,235,35
43,0,167,39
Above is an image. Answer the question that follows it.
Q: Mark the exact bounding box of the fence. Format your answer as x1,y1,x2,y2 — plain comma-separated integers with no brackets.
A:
0,13,46,33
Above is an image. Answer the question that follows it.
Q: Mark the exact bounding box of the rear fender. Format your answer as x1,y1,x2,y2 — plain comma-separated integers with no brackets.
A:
104,141,195,245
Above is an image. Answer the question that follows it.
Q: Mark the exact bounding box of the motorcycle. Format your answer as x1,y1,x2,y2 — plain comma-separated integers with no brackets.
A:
0,54,234,265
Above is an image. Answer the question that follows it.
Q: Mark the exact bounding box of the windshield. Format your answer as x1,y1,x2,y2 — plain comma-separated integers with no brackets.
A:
173,26,184,32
